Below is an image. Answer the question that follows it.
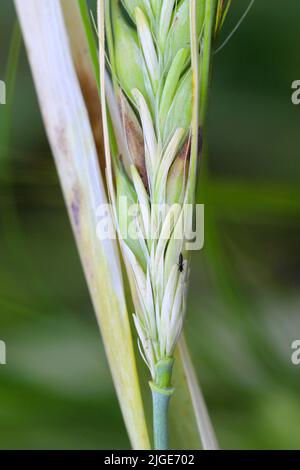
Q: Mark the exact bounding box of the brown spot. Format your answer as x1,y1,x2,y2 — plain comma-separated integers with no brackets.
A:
125,115,148,189
55,123,68,156
178,134,191,163
70,186,81,229
167,135,191,192
119,92,149,191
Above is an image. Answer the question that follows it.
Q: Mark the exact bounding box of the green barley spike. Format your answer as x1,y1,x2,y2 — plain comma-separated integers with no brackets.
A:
99,0,231,450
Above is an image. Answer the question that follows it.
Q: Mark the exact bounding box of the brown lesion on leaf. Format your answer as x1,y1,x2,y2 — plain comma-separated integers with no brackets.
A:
124,112,148,190
119,91,149,192
178,134,191,163
70,185,81,231
55,122,69,157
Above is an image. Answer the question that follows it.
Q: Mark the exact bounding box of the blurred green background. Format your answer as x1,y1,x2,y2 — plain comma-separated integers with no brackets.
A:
0,0,300,450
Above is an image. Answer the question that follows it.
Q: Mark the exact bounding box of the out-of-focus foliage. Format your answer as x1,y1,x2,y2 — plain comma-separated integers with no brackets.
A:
0,0,300,449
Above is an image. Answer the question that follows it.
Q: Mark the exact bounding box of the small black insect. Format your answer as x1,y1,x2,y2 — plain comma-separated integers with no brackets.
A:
177,253,184,273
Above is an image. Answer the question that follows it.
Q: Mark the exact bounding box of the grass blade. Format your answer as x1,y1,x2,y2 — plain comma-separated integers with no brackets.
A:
178,338,219,449
14,0,150,450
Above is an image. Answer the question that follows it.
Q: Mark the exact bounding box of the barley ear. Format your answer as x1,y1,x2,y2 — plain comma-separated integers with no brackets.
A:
100,0,232,450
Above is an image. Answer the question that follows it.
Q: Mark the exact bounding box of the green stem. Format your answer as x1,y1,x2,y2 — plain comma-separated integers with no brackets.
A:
150,357,174,450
